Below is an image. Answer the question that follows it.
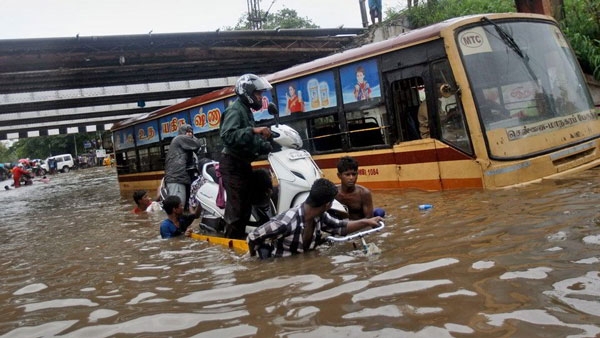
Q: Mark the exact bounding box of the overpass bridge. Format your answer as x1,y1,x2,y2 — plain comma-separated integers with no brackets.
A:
0,28,366,140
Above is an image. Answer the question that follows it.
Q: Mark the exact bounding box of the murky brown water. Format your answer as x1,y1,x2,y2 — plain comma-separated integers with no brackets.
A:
1,166,599,337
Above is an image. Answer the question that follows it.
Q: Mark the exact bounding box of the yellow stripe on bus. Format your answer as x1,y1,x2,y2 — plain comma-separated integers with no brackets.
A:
190,233,249,253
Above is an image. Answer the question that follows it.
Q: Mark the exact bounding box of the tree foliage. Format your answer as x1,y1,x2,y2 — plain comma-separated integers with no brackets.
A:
231,7,319,30
560,0,600,79
0,132,107,163
10,135,72,160
0,142,16,163
396,0,515,28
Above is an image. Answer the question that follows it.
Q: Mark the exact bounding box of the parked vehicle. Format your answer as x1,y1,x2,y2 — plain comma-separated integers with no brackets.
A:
45,154,75,173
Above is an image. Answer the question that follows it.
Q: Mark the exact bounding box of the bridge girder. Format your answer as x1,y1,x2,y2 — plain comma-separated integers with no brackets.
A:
0,28,366,140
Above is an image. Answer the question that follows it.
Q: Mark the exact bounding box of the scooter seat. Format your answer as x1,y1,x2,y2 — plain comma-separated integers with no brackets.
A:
198,158,219,182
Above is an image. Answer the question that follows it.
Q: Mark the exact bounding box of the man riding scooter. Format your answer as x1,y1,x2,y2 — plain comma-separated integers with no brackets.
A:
219,74,273,239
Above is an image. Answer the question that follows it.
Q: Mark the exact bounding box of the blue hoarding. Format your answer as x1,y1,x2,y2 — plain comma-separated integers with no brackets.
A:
159,111,191,139
134,120,160,146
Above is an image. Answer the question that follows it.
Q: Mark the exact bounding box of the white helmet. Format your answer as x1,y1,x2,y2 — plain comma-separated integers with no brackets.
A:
235,74,272,110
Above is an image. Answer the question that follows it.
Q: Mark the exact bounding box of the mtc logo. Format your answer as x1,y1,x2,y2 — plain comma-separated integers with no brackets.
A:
461,32,483,48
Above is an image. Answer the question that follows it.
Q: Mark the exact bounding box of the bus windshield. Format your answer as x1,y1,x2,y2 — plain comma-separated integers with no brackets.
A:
458,19,597,159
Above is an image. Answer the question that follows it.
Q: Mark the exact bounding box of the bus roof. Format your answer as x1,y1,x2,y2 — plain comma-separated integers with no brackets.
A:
111,12,553,131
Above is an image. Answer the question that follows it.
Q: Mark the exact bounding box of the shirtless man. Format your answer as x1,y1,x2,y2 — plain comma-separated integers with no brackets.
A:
335,156,374,220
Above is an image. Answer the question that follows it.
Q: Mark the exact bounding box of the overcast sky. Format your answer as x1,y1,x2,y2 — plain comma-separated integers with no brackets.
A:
0,0,401,39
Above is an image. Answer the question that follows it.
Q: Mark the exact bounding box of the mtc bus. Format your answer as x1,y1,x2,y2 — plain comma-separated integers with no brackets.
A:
111,13,600,193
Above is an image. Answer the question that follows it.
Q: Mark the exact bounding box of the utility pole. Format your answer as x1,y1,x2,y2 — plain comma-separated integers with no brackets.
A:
359,0,369,28
73,134,77,157
514,0,564,20
247,0,263,30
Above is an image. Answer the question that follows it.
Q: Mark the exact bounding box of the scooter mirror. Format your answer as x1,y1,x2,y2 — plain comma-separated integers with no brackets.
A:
267,102,279,116
267,102,280,126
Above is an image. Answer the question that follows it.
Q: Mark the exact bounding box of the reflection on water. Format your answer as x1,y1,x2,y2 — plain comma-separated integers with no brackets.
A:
1,166,599,337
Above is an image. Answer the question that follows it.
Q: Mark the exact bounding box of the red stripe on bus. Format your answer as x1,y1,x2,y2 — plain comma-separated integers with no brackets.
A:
316,147,472,168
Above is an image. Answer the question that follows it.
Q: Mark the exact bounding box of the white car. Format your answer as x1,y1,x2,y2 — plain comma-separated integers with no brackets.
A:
45,154,75,173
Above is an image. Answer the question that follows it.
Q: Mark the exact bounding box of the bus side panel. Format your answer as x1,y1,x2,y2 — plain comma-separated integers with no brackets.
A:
118,170,163,193
317,139,483,191
431,141,484,190
392,140,443,190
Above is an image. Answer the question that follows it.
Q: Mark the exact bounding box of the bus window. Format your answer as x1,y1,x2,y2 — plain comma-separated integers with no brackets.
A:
310,114,342,152
479,86,513,127
148,145,162,171
432,61,472,154
345,109,385,148
138,145,162,172
115,150,138,174
138,148,150,172
461,20,596,159
389,76,424,142
202,131,222,160
115,152,127,175
127,150,138,173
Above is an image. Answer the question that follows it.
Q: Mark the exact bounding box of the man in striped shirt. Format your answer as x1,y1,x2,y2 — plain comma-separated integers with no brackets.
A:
247,178,383,258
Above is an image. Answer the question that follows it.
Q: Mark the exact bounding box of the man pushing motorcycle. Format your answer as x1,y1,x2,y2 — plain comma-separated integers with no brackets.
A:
219,74,274,239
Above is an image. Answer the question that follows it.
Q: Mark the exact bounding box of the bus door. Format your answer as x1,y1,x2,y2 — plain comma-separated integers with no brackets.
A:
430,60,473,155
384,65,446,190
384,66,428,142
430,60,479,190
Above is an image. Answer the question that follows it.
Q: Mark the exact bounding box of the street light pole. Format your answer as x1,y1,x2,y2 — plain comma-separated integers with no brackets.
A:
73,134,77,157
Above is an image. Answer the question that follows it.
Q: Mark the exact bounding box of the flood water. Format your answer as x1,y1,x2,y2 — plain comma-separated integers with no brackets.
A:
1,166,599,337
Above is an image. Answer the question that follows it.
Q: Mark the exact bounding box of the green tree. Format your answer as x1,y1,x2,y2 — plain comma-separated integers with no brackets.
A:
231,7,319,30
11,135,70,159
396,0,515,28
0,142,17,163
6,132,106,161
560,0,600,79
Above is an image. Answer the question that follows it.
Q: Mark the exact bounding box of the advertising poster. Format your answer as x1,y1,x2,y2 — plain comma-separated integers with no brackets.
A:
191,100,225,133
339,58,381,104
276,71,337,115
134,120,159,146
159,111,191,139
114,128,135,150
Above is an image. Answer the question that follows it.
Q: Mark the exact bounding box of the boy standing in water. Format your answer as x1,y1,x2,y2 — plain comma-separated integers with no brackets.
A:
132,190,161,214
335,156,374,220
159,195,197,239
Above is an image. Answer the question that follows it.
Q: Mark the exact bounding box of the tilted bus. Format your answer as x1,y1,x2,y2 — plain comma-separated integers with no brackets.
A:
111,13,600,193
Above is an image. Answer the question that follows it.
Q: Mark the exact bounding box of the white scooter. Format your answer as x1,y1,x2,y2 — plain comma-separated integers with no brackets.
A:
195,103,347,234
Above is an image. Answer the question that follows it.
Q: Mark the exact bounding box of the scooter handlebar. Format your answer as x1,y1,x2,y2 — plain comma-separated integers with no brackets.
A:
327,221,385,243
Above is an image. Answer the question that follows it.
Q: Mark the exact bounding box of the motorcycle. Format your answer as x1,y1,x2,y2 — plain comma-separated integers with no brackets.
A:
195,103,348,234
